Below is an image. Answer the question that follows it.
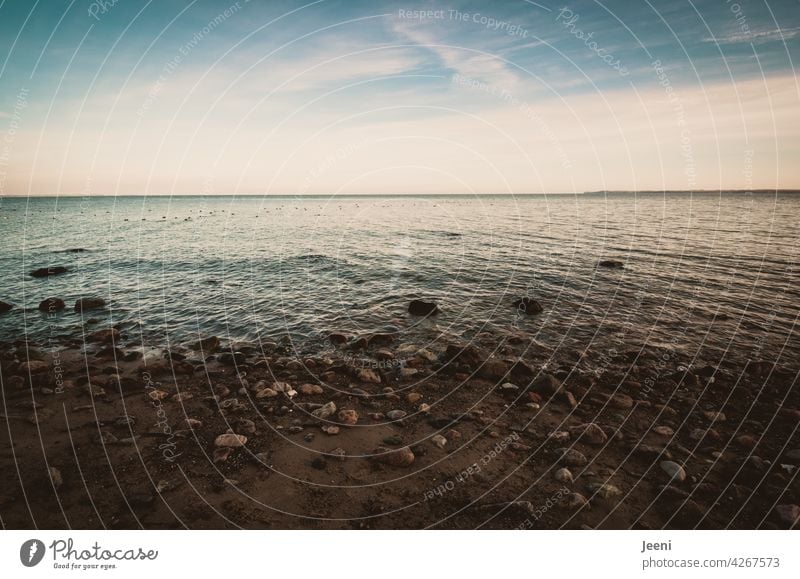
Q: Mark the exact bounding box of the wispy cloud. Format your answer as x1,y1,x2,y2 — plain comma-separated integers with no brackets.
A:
704,26,800,45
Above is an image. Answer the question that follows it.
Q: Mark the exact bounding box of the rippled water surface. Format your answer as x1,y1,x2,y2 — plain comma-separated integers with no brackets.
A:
1,193,798,368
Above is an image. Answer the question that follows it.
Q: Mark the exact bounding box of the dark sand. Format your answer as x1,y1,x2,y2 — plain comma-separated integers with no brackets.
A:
1,328,798,529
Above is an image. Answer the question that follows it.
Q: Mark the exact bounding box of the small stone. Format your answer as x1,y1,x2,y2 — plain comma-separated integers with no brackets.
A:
383,435,403,446
213,447,233,463
322,425,340,435
554,467,574,483
564,493,589,509
147,389,169,401
313,401,337,420
185,418,202,429
775,504,800,527
329,447,347,461
256,388,278,398
609,393,634,410
338,409,359,425
298,383,324,395
419,403,431,413
214,433,247,448
570,423,607,446
358,368,381,384
653,425,674,437
499,382,519,393
702,410,726,422
237,418,256,434
432,434,447,449
49,467,63,489
375,446,415,467
660,460,687,482
558,448,588,467
586,482,622,500
406,392,422,403
386,410,407,420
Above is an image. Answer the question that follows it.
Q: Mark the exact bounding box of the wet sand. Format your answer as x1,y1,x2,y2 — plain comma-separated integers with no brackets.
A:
1,325,798,529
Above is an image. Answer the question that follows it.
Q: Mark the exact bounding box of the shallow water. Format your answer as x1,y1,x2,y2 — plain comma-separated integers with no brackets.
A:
1,193,798,369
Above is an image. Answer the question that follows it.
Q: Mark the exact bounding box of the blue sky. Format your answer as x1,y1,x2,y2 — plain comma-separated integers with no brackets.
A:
1,0,798,195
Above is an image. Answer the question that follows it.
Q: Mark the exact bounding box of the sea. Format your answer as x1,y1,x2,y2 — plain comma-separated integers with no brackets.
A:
0,192,798,370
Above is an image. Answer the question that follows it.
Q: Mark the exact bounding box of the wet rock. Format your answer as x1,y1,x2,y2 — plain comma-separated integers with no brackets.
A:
328,332,349,345
74,297,106,312
338,409,359,426
512,296,543,315
775,504,800,527
558,448,588,467
375,446,415,467
87,328,121,343
312,401,337,420
190,336,220,352
31,266,68,278
214,433,247,448
38,297,66,312
408,299,439,316
660,460,687,482
570,423,607,446
20,360,49,374
386,410,407,420
555,467,574,483
598,260,624,268
0,300,13,313
358,368,381,384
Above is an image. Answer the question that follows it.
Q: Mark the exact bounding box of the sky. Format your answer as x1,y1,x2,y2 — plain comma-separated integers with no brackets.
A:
0,0,798,196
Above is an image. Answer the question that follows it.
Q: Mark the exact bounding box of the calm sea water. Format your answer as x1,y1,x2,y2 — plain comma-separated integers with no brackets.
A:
0,193,798,369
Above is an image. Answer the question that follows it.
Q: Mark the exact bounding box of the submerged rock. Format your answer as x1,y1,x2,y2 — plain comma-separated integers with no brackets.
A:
38,297,66,312
512,296,543,315
408,299,439,316
0,300,14,313
30,266,68,278
74,297,106,312
598,260,624,268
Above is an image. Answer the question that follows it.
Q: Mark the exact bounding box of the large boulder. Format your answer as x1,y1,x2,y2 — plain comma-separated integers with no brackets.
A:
39,297,66,312
408,299,439,316
74,297,106,312
30,266,68,278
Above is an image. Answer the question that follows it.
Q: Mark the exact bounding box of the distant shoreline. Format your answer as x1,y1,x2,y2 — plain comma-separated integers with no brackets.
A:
2,190,799,199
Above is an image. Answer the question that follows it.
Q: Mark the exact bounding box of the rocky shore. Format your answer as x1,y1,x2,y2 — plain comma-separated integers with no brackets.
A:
0,298,798,529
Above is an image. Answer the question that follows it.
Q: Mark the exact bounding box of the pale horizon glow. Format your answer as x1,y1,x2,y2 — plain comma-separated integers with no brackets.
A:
0,0,798,196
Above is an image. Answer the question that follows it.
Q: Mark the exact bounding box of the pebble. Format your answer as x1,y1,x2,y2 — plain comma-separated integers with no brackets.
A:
432,434,447,449
565,492,589,509
558,448,588,467
321,425,340,435
609,393,634,410
775,504,800,527
49,467,63,489
256,387,278,398
554,467,574,483
312,401,337,420
213,447,233,463
386,410,407,420
586,482,623,500
298,383,324,395
419,403,431,413
407,392,422,403
185,418,202,429
570,423,607,446
660,460,687,482
358,368,382,383
338,409,359,425
653,426,674,437
147,389,169,401
214,433,247,448
375,446,415,467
